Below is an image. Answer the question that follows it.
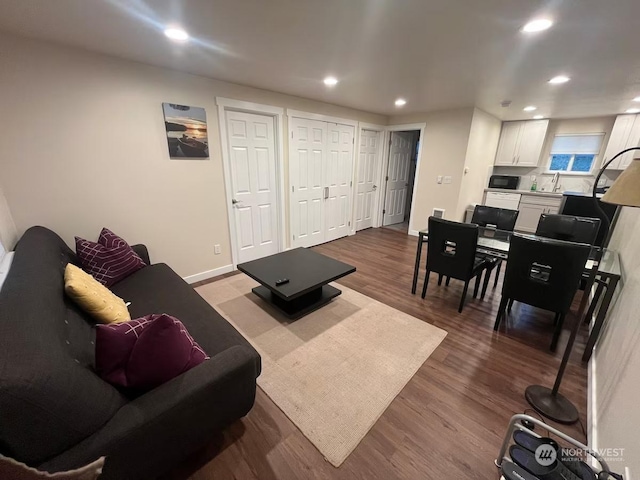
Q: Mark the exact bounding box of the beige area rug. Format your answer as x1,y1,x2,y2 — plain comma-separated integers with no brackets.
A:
196,275,447,467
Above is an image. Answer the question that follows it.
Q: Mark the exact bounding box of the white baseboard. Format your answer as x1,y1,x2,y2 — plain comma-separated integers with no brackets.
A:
408,229,419,237
183,264,234,284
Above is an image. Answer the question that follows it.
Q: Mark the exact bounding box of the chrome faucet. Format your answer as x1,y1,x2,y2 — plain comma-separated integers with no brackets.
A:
551,172,561,193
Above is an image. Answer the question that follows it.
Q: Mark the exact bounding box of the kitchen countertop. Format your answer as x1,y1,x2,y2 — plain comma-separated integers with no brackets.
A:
484,188,564,197
484,188,604,199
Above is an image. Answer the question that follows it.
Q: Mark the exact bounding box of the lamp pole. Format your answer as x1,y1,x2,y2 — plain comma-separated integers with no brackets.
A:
525,147,640,424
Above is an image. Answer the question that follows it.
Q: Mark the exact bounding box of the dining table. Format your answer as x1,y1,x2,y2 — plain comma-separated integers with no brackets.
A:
410,225,621,362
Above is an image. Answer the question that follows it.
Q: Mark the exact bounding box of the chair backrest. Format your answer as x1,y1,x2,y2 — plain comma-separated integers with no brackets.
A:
536,214,601,245
427,217,479,280
502,234,591,313
471,205,519,231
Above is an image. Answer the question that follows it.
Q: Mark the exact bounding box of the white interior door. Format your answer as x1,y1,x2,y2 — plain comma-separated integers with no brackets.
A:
226,110,279,263
383,131,414,226
355,129,381,231
325,123,354,242
290,117,326,248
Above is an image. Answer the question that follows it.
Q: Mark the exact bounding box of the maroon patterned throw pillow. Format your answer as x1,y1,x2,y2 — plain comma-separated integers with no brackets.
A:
95,314,209,391
75,228,146,286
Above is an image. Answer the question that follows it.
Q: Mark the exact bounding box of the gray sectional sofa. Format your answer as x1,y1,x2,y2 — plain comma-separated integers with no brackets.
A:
0,226,261,479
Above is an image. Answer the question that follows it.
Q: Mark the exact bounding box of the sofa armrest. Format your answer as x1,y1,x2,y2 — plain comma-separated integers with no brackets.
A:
40,345,259,477
131,244,150,265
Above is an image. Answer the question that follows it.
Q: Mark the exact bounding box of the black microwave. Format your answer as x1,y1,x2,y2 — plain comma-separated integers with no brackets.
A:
489,175,520,190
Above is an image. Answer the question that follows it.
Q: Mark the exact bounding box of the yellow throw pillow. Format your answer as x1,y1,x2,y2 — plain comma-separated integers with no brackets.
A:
64,264,131,324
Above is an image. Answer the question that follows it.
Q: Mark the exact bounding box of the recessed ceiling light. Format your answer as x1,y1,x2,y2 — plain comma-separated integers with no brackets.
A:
522,18,553,33
533,115,545,120
633,96,640,102
523,106,537,112
395,98,407,107
164,27,189,42
323,76,338,87
625,108,640,114
549,75,570,84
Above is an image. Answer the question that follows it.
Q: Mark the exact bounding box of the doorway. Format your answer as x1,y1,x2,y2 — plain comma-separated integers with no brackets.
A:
354,127,384,231
217,98,285,267
289,114,356,248
382,130,420,233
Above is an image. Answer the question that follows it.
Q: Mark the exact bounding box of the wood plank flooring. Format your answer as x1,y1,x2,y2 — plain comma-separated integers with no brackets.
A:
169,227,589,480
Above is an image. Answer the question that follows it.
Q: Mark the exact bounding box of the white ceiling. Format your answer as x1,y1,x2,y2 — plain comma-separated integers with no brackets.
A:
2,0,640,120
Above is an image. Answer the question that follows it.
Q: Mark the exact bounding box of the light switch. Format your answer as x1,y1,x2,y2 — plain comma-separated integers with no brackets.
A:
437,175,443,184
443,176,452,184
214,244,221,255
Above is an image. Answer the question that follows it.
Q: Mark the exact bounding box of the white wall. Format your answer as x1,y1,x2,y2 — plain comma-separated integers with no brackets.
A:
494,116,619,193
0,33,385,278
593,207,640,476
455,108,502,220
389,108,475,232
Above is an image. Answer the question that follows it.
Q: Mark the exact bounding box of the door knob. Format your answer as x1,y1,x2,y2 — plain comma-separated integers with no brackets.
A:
372,185,378,190
232,199,241,205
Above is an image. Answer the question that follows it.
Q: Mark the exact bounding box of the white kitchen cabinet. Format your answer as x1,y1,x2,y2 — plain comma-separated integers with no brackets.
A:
484,191,522,210
494,120,549,167
495,122,522,166
514,194,563,233
603,114,640,170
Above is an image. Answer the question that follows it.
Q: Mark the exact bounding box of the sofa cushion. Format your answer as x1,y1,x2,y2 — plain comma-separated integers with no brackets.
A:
96,314,209,391
64,264,130,324
110,264,260,374
75,228,145,287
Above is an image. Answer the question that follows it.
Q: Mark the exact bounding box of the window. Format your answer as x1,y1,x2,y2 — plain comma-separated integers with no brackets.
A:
548,133,605,174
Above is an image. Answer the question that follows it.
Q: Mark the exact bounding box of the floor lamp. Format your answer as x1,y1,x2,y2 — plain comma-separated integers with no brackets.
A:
525,148,640,424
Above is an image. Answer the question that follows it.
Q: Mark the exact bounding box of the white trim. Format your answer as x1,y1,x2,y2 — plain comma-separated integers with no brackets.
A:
216,97,284,115
183,264,234,284
379,123,427,232
408,229,419,237
216,98,286,268
352,123,387,233
286,108,358,128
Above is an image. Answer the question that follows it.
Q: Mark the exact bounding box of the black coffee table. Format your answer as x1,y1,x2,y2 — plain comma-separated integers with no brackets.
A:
237,248,356,319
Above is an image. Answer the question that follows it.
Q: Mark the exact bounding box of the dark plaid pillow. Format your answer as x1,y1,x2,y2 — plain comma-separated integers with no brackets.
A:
75,228,146,286
95,314,209,391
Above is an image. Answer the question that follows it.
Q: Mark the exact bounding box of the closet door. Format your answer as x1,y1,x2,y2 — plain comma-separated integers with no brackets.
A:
325,123,355,242
290,117,326,248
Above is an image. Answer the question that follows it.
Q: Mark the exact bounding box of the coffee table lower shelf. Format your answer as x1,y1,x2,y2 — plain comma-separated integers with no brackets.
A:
252,284,342,320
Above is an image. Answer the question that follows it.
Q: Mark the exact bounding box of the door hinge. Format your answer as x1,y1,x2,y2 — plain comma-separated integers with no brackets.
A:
292,186,295,192
350,180,353,187
348,221,351,226
383,209,386,214
389,139,392,146
352,137,355,144
293,234,296,240
385,175,389,181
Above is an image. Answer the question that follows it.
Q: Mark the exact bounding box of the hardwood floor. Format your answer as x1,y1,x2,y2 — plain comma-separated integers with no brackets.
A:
170,227,589,480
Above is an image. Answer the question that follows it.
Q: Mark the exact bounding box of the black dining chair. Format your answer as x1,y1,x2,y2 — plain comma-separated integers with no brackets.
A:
471,205,519,294
535,214,601,244
493,234,591,351
421,217,490,313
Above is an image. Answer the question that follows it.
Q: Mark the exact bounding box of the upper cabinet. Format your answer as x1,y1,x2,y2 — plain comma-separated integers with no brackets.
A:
494,120,549,167
603,114,640,170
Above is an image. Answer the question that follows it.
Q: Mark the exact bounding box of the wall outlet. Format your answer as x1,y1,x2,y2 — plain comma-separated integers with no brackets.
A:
214,244,221,255
437,175,443,184
443,176,452,184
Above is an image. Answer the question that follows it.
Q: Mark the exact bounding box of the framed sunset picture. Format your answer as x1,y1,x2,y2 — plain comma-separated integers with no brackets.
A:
162,103,209,159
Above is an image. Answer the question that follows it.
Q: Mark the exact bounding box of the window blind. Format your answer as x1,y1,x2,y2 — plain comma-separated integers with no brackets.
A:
550,134,605,154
